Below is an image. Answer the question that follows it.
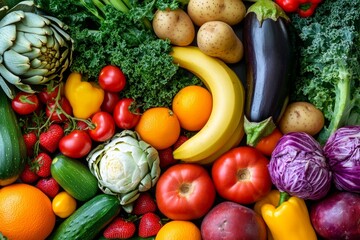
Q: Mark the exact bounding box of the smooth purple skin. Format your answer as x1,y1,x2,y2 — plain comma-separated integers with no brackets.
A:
310,191,360,240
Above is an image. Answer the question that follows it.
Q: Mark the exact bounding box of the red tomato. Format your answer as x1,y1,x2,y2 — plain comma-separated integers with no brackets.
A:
101,91,120,113
11,92,39,115
38,84,62,104
89,111,115,142
98,65,126,92
59,130,92,158
113,98,140,129
211,146,272,205
46,97,73,122
155,163,216,220
255,128,283,156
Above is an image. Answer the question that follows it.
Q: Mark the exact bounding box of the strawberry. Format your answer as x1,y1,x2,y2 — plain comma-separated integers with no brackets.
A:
103,217,136,239
39,124,64,153
31,152,52,178
158,147,178,169
23,131,37,156
173,135,189,150
36,177,60,198
132,192,157,215
138,212,162,238
20,164,39,183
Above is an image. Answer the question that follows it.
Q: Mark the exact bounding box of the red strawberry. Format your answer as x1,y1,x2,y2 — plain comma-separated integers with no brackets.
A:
31,152,52,178
20,164,39,183
173,135,189,150
39,124,64,153
158,147,178,169
36,177,60,198
23,132,37,156
103,217,136,239
132,192,157,216
138,212,162,238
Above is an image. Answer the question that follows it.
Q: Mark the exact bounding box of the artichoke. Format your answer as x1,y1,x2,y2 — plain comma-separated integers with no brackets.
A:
0,1,73,98
87,130,161,212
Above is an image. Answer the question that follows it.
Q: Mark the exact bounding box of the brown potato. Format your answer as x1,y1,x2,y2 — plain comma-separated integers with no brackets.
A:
152,8,195,46
197,21,243,63
279,102,325,136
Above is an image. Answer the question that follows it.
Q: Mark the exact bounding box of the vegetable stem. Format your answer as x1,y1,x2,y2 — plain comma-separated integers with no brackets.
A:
109,0,129,13
277,192,290,207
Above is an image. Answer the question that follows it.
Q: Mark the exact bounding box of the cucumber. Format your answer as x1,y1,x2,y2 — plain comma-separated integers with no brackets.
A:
51,194,120,240
0,89,27,185
51,154,99,201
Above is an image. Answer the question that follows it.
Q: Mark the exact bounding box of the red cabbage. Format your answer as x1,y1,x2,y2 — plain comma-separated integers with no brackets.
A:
269,132,332,200
323,125,360,192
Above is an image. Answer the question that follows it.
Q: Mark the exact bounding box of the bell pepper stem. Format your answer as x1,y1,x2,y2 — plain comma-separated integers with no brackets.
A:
277,191,290,207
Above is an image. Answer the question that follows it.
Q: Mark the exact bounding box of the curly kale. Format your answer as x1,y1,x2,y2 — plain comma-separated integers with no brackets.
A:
290,0,360,144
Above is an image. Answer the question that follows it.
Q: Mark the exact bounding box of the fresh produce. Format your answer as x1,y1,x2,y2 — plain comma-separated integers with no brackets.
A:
113,98,141,129
310,191,360,240
269,132,332,200
152,8,195,46
138,212,163,238
254,128,283,156
35,177,60,198
52,191,77,218
242,0,296,146
98,65,126,93
132,192,157,216
155,163,216,220
32,152,52,178
101,91,120,113
290,0,360,144
45,96,73,123
0,88,27,186
39,123,64,153
11,92,40,115
197,20,244,64
103,217,136,239
50,194,121,240
254,190,317,240
171,46,244,163
279,101,325,136
155,220,201,240
323,125,360,192
187,0,246,26
88,111,116,142
51,154,99,201
201,201,267,240
58,130,92,158
275,0,322,17
86,130,161,212
0,0,73,98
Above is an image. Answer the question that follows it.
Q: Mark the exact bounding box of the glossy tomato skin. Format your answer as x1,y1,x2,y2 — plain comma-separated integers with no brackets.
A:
46,97,73,122
59,130,92,158
113,98,140,129
98,65,126,92
212,146,272,205
89,111,115,142
11,92,39,115
255,128,283,156
38,85,62,104
101,91,120,113
156,163,216,220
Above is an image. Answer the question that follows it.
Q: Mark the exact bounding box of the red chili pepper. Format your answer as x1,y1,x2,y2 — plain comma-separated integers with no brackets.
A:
275,0,322,18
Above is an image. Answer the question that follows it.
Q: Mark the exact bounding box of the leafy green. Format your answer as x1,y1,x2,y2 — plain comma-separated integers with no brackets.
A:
290,0,360,144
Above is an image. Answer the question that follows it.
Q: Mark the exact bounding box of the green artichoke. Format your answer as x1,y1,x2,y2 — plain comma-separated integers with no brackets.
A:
87,130,161,212
0,0,73,98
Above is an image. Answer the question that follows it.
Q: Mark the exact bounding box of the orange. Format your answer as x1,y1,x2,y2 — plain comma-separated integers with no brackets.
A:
0,183,56,240
172,85,212,131
135,107,180,150
155,220,202,240
52,191,77,218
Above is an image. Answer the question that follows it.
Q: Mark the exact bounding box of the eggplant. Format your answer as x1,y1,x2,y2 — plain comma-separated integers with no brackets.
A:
242,0,297,146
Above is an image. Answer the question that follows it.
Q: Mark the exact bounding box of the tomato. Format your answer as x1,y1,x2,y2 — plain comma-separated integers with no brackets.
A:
38,85,62,104
11,92,39,115
59,130,92,158
46,97,73,122
88,111,115,142
113,98,140,129
155,163,216,220
211,146,272,205
101,91,120,113
255,128,283,156
98,65,126,92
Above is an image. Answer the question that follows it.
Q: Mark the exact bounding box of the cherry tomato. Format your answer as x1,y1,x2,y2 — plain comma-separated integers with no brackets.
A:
101,91,120,113
98,65,126,92
38,85,62,104
155,163,216,220
113,98,140,129
46,97,73,122
59,130,92,158
11,92,39,115
211,146,272,205
89,111,115,142
255,128,283,156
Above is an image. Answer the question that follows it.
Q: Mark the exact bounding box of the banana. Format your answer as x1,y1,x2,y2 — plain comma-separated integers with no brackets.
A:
171,46,245,162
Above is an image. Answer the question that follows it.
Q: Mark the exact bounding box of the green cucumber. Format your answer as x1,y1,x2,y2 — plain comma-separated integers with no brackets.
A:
51,194,120,240
51,154,99,201
0,89,27,185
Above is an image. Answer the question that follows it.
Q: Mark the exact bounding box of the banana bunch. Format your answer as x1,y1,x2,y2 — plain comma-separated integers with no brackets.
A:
171,46,245,164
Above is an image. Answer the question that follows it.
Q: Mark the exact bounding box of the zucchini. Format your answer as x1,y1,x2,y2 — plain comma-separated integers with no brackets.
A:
51,154,99,201
0,89,27,186
51,194,120,240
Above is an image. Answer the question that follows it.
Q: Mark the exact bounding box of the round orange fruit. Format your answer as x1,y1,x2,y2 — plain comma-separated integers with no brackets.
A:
155,220,201,240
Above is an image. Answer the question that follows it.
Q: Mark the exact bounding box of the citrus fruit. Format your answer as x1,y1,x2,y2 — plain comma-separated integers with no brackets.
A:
0,183,56,240
135,107,180,150
172,85,212,131
52,191,77,218
155,220,201,240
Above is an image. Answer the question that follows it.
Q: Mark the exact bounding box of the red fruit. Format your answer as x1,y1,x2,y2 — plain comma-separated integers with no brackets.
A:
20,164,40,183
132,192,157,215
39,124,64,153
23,132,37,156
158,147,177,169
32,152,52,178
36,177,60,198
173,135,189,150
103,217,136,239
138,212,162,238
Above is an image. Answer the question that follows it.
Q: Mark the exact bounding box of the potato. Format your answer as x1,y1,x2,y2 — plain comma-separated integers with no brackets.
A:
152,8,195,46
279,101,325,136
197,21,243,63
187,0,246,26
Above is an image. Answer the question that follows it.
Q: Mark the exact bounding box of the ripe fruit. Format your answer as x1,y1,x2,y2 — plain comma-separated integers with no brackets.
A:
132,192,157,215
36,177,60,198
103,217,136,239
32,152,52,177
20,164,39,183
172,85,212,131
23,132,37,156
39,123,64,153
0,183,56,240
52,191,77,218
155,220,201,240
138,212,163,238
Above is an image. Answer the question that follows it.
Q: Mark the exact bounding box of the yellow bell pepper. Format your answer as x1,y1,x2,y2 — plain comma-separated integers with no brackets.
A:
64,72,104,119
254,190,317,240
52,191,77,218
